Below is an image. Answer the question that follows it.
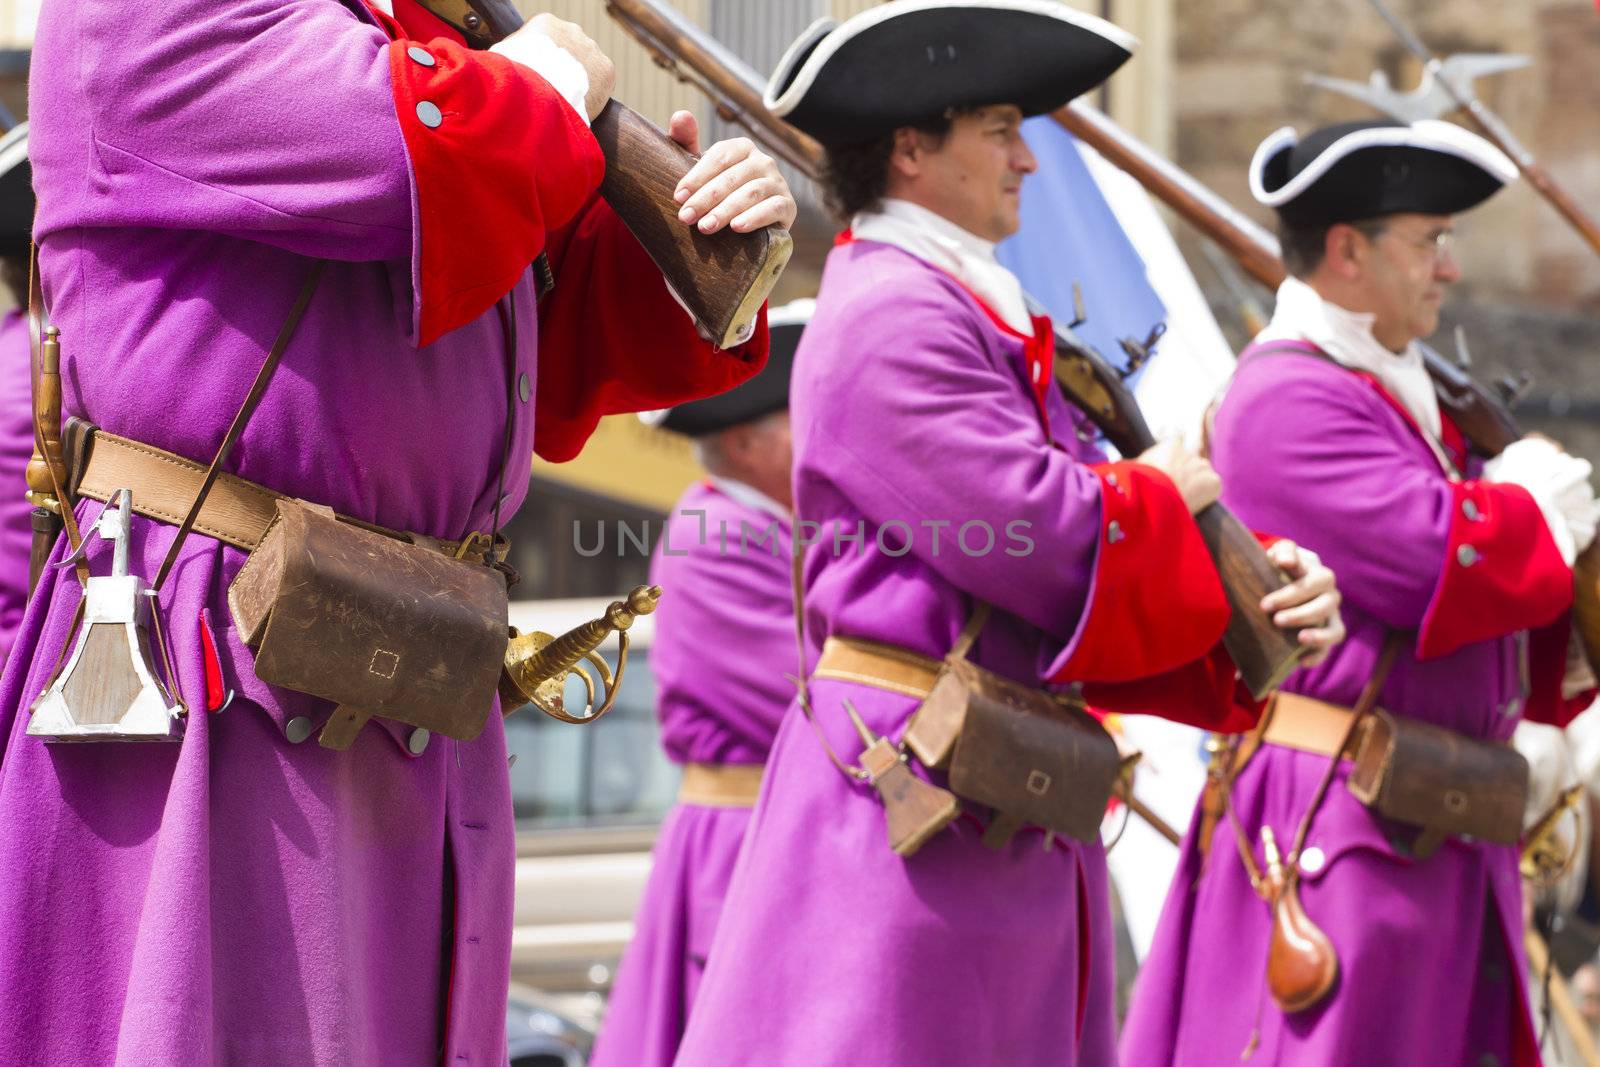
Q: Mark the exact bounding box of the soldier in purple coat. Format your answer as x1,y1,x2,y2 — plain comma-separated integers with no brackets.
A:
592,300,809,1067
0,2,799,1063
676,5,1345,1064
1122,120,1600,1066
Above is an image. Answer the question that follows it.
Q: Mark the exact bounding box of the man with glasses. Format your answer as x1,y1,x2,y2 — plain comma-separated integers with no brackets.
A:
1123,119,1600,1066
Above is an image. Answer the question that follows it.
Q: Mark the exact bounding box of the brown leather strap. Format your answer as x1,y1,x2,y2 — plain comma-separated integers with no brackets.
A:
677,762,765,807
153,261,327,591
789,551,869,782
1286,633,1405,864
1228,633,1406,891
75,427,497,558
814,636,944,700
1261,692,1367,761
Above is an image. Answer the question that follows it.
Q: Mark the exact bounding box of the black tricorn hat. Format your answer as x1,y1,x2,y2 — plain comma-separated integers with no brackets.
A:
764,1,1137,147
649,299,812,437
0,124,29,258
1250,119,1515,228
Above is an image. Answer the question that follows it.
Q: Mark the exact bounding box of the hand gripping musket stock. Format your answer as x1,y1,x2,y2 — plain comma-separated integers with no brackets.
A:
499,585,660,723
411,0,791,349
1050,101,1600,676
605,0,1307,700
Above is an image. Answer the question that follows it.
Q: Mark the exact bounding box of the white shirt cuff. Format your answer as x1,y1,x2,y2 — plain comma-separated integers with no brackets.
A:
491,31,591,126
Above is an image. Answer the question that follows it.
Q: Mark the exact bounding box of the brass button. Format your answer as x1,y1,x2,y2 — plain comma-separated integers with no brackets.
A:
416,101,443,128
407,46,437,68
518,372,531,404
1457,544,1479,567
1461,499,1481,521
284,717,313,744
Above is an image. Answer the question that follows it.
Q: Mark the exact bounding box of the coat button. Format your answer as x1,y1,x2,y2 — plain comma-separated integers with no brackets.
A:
1298,846,1326,874
1461,499,1481,521
1107,520,1125,544
407,46,437,68
285,717,313,744
518,372,531,404
416,101,443,128
408,728,431,755
1457,544,1479,567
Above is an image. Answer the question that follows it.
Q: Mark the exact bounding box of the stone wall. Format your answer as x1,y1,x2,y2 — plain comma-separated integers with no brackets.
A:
1172,0,1600,311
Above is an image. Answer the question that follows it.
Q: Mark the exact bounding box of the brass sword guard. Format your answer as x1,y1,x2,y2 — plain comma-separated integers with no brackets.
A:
1521,783,1586,888
499,585,661,724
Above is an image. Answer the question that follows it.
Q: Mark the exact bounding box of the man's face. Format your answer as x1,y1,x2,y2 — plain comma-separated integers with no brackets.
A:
1346,212,1461,349
902,105,1036,241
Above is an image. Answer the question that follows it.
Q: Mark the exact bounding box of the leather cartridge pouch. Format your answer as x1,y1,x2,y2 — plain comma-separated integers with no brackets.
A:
906,618,1120,849
230,499,508,749
1346,709,1529,858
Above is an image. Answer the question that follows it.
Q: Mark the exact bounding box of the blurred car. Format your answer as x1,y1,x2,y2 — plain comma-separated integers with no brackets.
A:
504,597,678,1031
507,983,594,1067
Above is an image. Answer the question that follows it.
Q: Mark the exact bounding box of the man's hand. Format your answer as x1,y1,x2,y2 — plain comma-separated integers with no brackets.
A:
528,14,614,121
669,112,798,234
1260,540,1345,666
1137,439,1222,515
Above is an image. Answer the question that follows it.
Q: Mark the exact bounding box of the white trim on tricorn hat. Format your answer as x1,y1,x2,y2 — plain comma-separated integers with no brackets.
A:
1249,119,1515,226
764,0,1137,146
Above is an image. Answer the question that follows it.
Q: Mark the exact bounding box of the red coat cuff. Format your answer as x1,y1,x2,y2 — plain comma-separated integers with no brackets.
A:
1046,461,1231,683
532,196,767,462
1524,612,1596,727
1086,644,1264,733
388,37,605,345
1418,481,1573,659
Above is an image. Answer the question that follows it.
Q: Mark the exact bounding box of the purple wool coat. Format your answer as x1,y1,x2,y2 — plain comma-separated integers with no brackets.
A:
0,2,762,1064
590,480,796,1067
0,309,34,664
675,239,1241,1066
1121,342,1578,1067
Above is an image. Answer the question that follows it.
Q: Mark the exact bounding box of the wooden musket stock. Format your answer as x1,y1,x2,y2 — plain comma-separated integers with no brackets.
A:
412,0,791,348
1052,323,1305,697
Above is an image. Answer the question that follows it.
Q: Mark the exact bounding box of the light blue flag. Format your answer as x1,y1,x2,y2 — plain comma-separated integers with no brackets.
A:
997,116,1167,384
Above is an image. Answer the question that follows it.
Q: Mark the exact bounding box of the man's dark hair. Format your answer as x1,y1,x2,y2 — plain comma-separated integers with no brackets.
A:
1277,217,1388,278
817,112,960,223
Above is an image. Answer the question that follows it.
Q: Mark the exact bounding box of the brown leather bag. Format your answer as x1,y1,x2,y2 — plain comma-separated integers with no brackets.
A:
1346,709,1529,858
908,630,1120,849
229,499,508,750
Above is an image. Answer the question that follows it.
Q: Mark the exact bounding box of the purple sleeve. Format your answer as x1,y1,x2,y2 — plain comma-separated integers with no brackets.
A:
47,0,412,261
805,274,1106,641
1213,354,1563,638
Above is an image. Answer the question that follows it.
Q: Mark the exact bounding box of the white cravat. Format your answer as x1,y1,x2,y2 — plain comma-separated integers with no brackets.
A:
1259,276,1441,440
710,476,791,522
852,199,1033,336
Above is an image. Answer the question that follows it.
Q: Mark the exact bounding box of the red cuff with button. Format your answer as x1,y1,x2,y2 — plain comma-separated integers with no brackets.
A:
1048,460,1230,685
384,28,605,345
1417,480,1573,659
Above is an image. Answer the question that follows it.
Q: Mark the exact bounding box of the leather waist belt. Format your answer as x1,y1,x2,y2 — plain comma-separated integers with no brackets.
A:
677,762,765,807
813,636,944,699
73,426,487,558
1262,691,1366,761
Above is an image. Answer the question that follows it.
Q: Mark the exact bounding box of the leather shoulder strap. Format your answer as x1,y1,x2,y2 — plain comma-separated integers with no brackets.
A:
152,261,327,591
